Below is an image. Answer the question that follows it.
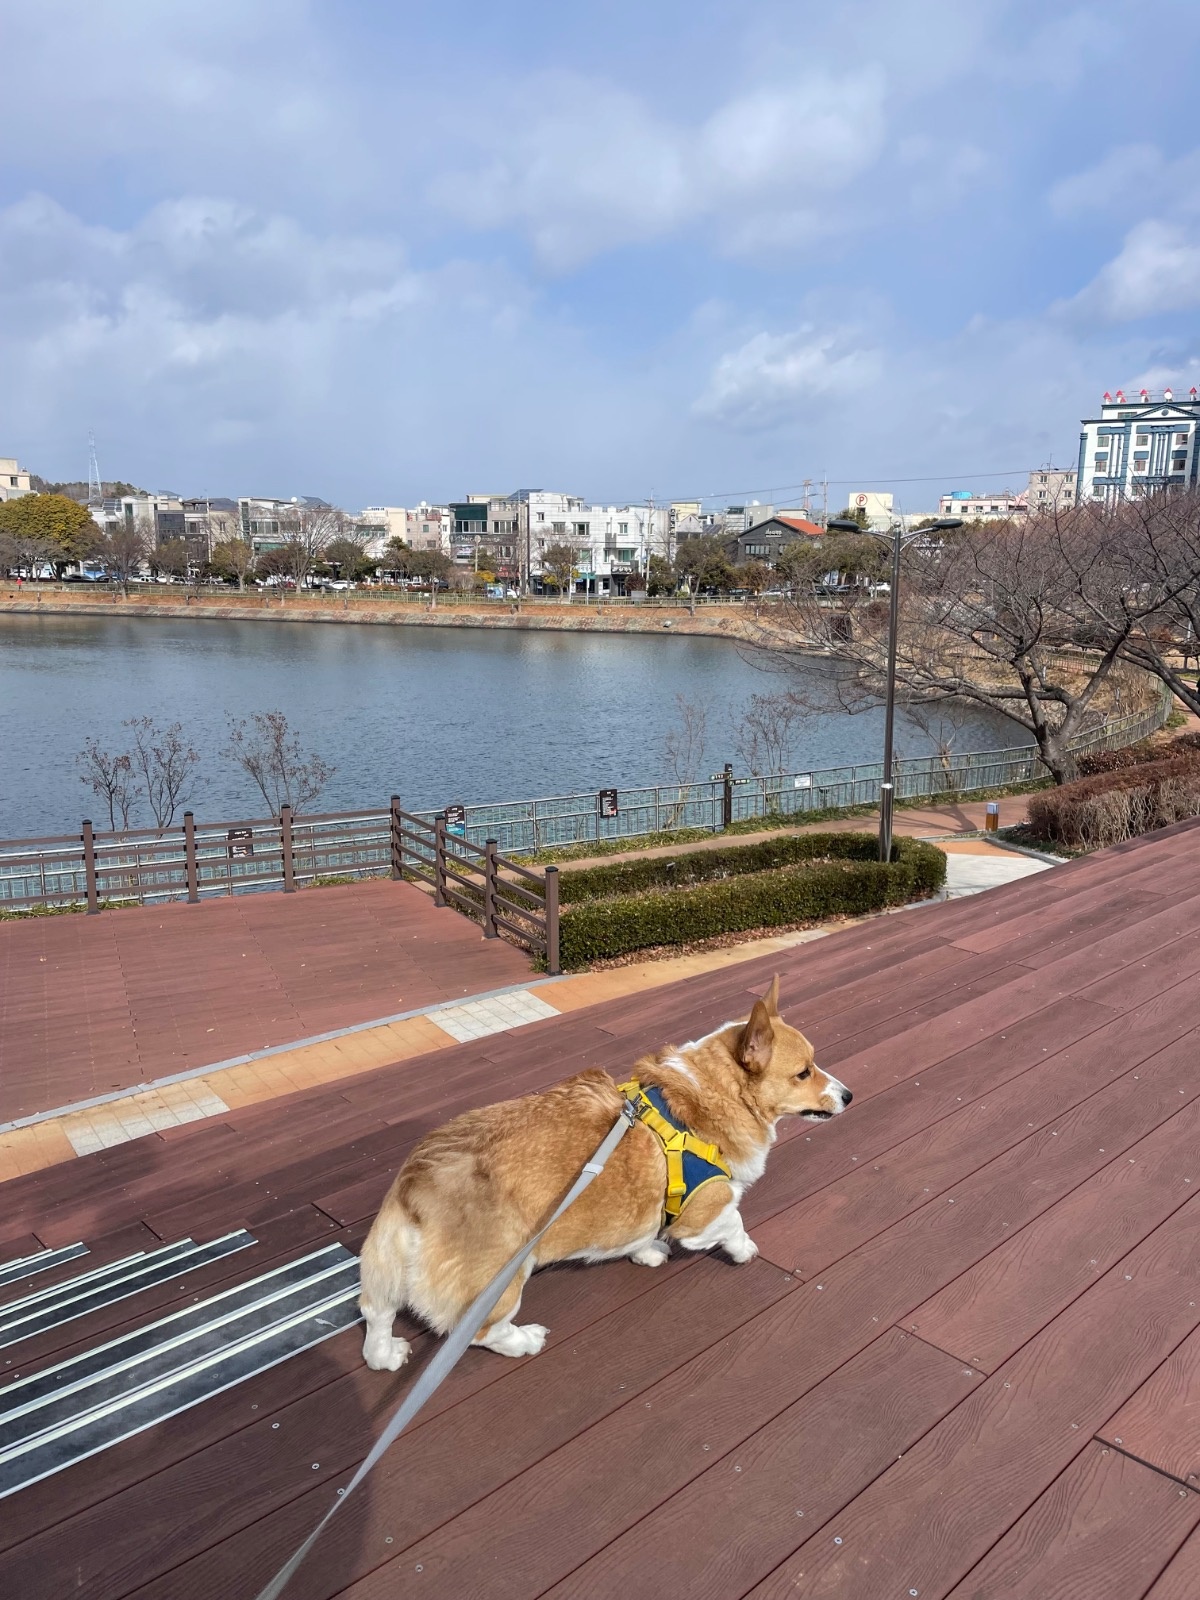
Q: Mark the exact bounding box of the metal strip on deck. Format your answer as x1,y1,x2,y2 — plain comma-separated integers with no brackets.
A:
0,1243,88,1291
0,1232,256,1349
0,1243,361,1499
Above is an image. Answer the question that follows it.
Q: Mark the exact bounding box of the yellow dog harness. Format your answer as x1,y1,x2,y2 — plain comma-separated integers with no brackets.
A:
618,1079,732,1223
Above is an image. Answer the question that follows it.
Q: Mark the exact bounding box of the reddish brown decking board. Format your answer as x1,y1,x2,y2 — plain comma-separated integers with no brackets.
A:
0,877,533,1121
2,820,1200,1600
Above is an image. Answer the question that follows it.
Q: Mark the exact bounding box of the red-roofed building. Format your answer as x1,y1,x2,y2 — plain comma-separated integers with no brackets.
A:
726,514,825,567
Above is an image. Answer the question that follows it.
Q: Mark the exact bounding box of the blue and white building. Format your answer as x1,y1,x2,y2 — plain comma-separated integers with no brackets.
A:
1076,388,1200,506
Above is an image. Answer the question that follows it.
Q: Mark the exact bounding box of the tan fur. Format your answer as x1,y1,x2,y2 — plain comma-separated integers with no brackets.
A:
358,976,851,1368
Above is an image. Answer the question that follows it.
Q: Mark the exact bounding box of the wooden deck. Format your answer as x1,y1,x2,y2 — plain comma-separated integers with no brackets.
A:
0,878,533,1122
1,819,1199,1599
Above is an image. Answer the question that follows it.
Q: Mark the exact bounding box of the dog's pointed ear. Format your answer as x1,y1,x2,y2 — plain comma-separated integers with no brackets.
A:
739,999,775,1075
763,975,780,1016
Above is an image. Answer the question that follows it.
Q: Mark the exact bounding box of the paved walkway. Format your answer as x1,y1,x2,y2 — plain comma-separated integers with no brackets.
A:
540,794,1033,874
0,879,533,1125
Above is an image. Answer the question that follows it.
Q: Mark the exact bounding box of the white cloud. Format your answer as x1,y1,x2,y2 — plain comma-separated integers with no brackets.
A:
1064,219,1200,322
430,69,886,269
1048,143,1200,221
695,325,883,428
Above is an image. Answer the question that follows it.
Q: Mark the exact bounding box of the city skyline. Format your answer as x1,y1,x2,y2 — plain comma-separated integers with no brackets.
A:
3,2,1200,507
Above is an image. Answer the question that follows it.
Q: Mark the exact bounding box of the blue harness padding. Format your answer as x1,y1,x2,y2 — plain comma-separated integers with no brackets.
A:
618,1079,732,1223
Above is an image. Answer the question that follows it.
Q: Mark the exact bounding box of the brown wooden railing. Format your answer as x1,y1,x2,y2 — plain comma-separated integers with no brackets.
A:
0,799,560,973
390,801,558,972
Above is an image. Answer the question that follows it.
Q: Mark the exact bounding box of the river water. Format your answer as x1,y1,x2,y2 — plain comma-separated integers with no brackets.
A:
0,614,1028,838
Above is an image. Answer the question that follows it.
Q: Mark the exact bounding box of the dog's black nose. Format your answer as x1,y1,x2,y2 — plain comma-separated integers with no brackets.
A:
842,1089,853,1105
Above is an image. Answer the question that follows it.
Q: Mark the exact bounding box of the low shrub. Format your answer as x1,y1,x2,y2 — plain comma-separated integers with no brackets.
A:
560,830,909,905
1027,753,1200,850
557,835,945,968
1076,730,1200,777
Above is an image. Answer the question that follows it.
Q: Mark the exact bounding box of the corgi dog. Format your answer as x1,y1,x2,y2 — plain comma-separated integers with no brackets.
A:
359,976,850,1369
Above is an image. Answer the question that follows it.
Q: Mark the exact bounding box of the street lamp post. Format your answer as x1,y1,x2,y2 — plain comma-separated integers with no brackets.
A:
826,514,963,863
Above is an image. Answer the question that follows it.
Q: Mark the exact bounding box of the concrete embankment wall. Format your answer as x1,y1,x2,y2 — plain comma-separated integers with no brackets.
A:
0,590,779,643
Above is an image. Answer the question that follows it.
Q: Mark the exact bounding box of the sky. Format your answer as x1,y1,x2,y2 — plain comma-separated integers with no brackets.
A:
3,0,1200,514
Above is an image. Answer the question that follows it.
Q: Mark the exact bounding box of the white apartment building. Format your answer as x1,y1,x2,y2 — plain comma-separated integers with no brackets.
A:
514,490,669,593
0,457,32,502
1076,388,1200,506
938,488,1027,520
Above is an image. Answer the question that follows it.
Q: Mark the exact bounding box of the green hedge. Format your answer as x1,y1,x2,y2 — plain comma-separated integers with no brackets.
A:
560,829,919,904
557,835,946,968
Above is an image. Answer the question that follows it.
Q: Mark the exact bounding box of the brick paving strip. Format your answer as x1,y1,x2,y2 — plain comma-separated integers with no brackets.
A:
0,837,1051,1183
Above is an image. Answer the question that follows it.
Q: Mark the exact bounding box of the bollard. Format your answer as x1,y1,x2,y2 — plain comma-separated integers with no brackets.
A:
183,810,199,902
390,794,404,879
985,801,1000,833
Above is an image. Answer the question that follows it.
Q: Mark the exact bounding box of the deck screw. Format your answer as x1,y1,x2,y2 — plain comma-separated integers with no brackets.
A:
312,1462,320,1470
272,1422,280,1430
415,1565,423,1573
796,1510,804,1517
385,1537,393,1544
734,1466,742,1473
834,1537,842,1545
911,1591,920,1597
1115,1437,1123,1444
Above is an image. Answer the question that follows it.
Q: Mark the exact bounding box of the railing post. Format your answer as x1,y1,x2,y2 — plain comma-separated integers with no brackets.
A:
434,812,448,907
544,865,560,976
82,819,99,915
183,810,199,903
723,762,734,829
280,804,295,892
390,794,403,880
483,838,499,938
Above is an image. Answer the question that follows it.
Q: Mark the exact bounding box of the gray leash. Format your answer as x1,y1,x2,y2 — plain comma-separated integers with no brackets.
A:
254,1097,639,1600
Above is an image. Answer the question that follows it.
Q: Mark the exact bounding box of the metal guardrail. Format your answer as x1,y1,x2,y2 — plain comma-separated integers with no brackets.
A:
406,695,1174,854
0,694,1171,939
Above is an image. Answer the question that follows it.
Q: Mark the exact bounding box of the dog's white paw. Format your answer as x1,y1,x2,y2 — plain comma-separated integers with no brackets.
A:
477,1320,549,1357
630,1241,670,1268
725,1234,759,1264
363,1334,411,1372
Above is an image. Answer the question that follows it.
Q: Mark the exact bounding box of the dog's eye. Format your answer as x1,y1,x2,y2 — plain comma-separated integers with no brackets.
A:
795,1067,812,1081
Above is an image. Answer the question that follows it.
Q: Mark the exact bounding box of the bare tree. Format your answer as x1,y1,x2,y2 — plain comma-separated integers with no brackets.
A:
1093,492,1200,717
224,711,336,815
759,510,1154,784
274,505,347,590
150,538,190,582
732,690,811,779
901,701,973,790
663,694,710,787
98,520,151,593
0,527,58,580
77,738,141,830
210,536,255,590
125,717,199,832
540,541,580,603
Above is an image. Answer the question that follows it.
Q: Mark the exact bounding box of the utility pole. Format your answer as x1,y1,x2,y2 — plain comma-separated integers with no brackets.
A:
803,479,812,516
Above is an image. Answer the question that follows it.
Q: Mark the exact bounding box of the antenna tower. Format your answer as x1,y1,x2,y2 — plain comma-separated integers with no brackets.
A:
87,432,103,507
